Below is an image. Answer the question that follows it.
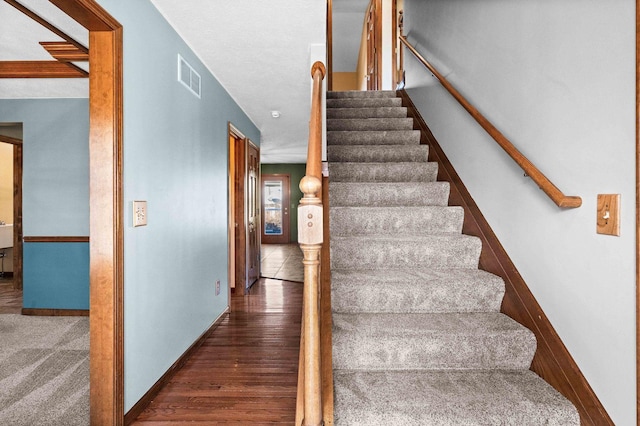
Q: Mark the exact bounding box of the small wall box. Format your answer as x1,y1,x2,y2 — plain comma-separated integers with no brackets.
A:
133,201,147,227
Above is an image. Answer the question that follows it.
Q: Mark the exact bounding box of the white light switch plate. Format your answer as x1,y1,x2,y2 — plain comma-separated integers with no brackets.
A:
133,201,147,227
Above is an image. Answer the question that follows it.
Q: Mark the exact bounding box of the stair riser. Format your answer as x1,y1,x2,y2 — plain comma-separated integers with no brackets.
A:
329,163,438,183
327,98,403,108
331,281,504,313
332,331,536,370
327,90,397,99
327,107,408,119
329,182,450,207
327,130,421,146
328,146,429,163
327,118,414,131
330,236,482,269
330,206,463,236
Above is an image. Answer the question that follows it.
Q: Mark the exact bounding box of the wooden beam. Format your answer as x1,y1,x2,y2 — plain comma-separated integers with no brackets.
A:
4,0,87,52
40,41,89,62
0,61,87,78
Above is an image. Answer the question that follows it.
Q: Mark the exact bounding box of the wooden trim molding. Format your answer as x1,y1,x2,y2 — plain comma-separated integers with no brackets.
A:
24,236,89,243
40,42,89,62
5,0,87,52
22,308,89,316
636,0,639,418
51,1,125,425
399,89,613,425
0,134,22,145
123,310,229,425
13,143,22,291
0,61,87,78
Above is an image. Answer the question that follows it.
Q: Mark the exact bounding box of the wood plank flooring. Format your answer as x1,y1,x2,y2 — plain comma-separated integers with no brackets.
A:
0,277,21,314
131,278,303,425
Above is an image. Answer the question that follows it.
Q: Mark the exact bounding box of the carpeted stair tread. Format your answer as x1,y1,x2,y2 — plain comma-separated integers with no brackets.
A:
327,90,397,99
327,97,403,108
327,107,408,119
327,130,421,146
331,268,504,313
329,162,438,183
327,117,414,131
332,312,536,370
333,369,579,425
328,145,428,163
331,235,482,270
330,206,463,235
330,181,450,207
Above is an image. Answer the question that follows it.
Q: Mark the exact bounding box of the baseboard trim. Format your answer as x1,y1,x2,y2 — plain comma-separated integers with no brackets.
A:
124,308,230,425
22,308,89,316
399,89,613,425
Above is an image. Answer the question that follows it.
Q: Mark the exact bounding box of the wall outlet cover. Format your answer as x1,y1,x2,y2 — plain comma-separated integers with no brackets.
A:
133,201,147,227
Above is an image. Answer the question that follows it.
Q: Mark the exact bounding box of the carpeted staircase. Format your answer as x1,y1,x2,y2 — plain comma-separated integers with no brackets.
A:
327,90,579,425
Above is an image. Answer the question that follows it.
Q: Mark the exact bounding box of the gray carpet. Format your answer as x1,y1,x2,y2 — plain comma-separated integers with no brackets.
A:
0,315,89,426
327,90,579,425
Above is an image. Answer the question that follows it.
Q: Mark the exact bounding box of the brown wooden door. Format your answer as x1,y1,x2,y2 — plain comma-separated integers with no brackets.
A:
261,174,290,244
247,142,260,286
230,129,260,293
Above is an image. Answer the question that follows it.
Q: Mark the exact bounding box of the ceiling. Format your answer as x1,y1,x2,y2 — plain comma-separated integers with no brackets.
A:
0,0,369,164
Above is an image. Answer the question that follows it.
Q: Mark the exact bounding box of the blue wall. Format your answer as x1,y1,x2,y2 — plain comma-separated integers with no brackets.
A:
23,242,89,309
0,99,89,310
98,0,260,411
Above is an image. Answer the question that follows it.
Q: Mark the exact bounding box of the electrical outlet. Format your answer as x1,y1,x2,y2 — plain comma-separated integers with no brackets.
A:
215,280,221,296
133,201,147,227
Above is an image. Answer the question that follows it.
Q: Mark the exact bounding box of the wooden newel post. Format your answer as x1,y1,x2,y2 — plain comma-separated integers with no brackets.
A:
298,175,323,426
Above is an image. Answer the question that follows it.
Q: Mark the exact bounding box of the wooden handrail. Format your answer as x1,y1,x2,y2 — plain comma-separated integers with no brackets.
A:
399,35,582,209
296,61,326,426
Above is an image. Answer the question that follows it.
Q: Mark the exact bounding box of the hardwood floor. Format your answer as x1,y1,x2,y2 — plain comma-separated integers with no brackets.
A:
131,278,303,425
0,276,21,314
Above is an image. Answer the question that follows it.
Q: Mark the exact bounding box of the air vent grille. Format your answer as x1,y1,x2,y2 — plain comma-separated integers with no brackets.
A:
178,54,201,98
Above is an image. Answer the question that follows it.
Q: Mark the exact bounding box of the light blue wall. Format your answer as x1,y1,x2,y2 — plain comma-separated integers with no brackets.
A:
0,99,89,309
403,1,635,423
0,99,89,236
97,0,260,411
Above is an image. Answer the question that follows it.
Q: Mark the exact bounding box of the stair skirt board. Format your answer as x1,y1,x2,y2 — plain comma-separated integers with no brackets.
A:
326,90,581,425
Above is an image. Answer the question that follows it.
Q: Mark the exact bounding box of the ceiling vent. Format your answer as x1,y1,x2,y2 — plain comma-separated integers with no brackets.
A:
178,54,201,98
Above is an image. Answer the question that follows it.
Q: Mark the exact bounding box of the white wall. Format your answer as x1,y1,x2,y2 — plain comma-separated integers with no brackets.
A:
403,1,635,424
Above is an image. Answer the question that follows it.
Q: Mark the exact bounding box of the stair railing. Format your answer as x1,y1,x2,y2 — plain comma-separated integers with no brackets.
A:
296,61,326,426
399,35,582,209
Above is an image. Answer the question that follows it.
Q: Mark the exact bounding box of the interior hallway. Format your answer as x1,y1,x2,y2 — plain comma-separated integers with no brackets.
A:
131,277,303,424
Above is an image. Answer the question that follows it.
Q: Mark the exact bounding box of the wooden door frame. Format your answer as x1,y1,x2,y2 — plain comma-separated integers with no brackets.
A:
246,141,261,286
636,0,639,418
229,123,245,296
0,133,23,291
49,1,124,424
261,173,291,245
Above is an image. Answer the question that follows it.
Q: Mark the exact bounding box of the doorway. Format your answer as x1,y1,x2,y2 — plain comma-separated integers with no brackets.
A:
228,124,260,294
262,174,291,244
0,125,22,294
